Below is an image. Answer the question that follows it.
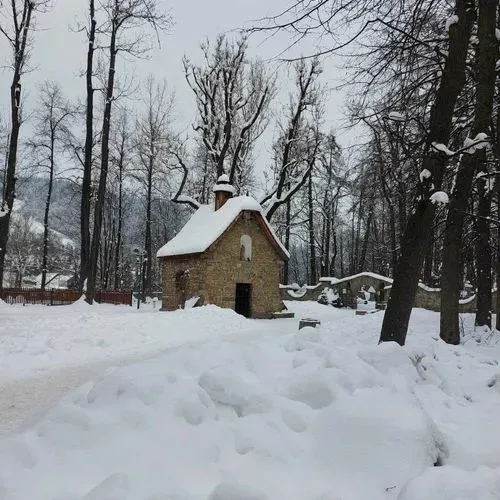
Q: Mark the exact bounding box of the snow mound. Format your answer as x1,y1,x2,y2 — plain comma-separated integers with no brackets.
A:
0,302,499,499
208,481,270,500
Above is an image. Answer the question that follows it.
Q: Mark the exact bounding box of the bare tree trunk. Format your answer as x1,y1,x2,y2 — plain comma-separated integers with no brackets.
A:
423,228,434,285
440,0,497,344
87,28,117,303
496,186,500,331
113,151,123,290
41,130,55,291
475,177,492,327
283,198,291,284
380,0,475,345
358,200,373,272
307,171,316,284
0,1,35,289
143,157,153,297
80,0,96,291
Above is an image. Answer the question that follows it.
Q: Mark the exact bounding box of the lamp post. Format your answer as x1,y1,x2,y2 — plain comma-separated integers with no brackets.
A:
133,247,146,309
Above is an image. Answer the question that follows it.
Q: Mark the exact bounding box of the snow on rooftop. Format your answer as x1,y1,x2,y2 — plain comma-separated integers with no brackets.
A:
157,195,289,258
217,174,230,183
213,183,236,194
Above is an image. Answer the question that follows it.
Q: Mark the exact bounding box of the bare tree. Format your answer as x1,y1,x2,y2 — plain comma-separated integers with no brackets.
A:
79,0,97,291
134,76,175,297
110,107,132,290
27,82,73,290
173,34,272,203
0,0,50,289
379,0,476,345
440,0,498,343
86,0,172,303
261,59,322,222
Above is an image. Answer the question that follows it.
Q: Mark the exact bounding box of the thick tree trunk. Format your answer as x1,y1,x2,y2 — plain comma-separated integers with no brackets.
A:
114,152,123,290
379,0,476,345
0,2,34,289
440,0,497,344
496,187,500,331
80,0,96,291
41,131,55,291
87,29,117,303
475,176,492,327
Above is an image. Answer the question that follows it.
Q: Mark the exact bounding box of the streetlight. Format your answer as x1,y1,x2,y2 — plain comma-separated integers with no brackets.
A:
133,247,146,309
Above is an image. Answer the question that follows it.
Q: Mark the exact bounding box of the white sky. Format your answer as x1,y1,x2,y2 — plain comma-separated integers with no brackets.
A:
0,0,355,181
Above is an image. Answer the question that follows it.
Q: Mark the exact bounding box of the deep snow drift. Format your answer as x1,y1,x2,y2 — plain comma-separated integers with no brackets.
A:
0,301,499,499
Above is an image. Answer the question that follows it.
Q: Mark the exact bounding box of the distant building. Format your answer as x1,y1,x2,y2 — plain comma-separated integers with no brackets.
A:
157,175,289,318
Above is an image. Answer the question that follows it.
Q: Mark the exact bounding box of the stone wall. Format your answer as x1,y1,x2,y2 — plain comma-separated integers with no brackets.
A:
159,211,286,318
279,283,324,302
203,212,285,318
159,254,208,311
281,272,497,315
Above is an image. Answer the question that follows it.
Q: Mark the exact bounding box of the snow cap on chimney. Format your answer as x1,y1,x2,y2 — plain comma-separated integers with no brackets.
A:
213,174,235,210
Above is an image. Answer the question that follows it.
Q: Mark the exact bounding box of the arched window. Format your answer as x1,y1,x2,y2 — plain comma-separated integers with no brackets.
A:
240,235,252,261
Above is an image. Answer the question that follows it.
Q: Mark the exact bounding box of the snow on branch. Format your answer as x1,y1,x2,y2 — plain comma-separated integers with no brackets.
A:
463,133,489,154
429,191,449,205
431,142,455,156
170,150,200,210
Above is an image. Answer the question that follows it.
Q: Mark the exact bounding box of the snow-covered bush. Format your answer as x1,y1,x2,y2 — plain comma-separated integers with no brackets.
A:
318,287,344,307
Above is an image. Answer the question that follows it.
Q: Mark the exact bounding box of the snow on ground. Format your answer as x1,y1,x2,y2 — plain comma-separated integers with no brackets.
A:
0,301,500,499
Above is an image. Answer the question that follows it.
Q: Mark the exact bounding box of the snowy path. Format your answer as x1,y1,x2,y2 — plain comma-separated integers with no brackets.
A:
1,301,500,499
0,301,293,436
0,361,114,435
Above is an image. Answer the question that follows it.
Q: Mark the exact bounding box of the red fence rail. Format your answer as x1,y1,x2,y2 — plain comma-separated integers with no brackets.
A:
0,288,132,306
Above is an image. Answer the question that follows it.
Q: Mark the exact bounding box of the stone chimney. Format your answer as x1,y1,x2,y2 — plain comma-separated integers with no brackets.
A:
213,174,235,210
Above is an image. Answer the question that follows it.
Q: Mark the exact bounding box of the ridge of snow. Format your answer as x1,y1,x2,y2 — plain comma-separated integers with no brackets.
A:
388,111,405,122
463,133,489,154
431,142,455,156
321,272,393,286
157,195,289,259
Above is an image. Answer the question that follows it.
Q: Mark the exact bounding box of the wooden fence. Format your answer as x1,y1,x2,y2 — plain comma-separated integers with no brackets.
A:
0,288,132,306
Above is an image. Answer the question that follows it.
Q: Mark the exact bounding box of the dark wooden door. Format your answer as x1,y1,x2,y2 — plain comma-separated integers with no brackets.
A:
235,283,252,317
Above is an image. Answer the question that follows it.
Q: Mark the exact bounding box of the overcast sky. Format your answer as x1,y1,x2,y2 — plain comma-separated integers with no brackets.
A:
0,0,354,179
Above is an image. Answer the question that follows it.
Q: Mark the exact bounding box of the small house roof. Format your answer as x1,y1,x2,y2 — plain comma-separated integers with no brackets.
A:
157,195,289,259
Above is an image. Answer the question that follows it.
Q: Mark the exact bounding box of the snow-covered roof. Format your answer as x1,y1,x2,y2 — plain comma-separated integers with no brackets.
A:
157,195,289,259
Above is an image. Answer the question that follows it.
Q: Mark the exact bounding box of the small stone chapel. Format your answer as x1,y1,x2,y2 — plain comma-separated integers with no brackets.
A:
156,175,289,318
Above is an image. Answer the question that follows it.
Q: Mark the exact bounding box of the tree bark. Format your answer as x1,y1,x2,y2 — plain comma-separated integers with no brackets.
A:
41,128,56,291
0,1,34,289
440,0,497,344
307,171,316,284
143,156,153,297
80,0,96,291
86,27,117,303
379,0,476,345
475,176,492,327
113,142,124,290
